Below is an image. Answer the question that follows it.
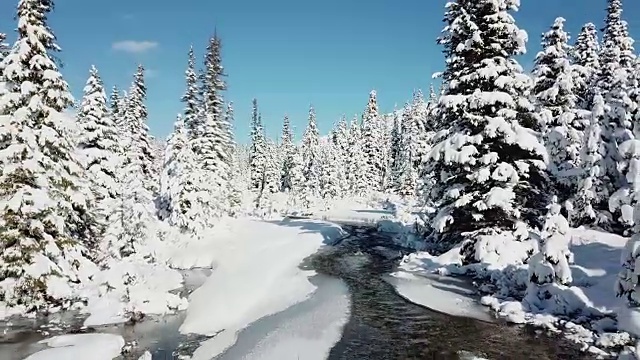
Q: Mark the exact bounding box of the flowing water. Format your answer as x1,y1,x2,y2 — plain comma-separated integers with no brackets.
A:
312,225,597,360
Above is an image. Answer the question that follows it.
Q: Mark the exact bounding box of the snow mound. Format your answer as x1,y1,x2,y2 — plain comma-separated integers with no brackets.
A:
179,217,344,359
397,227,632,355
386,271,494,322
25,333,124,360
80,258,188,327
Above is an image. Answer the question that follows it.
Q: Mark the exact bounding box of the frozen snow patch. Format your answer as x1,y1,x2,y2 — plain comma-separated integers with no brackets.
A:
24,333,124,360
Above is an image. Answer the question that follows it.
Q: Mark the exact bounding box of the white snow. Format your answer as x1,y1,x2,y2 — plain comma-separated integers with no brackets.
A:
393,226,632,354
386,271,494,322
179,217,346,359
24,333,124,360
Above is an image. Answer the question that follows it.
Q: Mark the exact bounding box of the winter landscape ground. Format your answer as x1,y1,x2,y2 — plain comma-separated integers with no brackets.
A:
3,0,640,359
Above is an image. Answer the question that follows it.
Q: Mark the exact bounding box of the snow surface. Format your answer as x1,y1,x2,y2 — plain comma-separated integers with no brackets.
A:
178,217,346,359
24,333,124,360
395,226,632,354
386,271,494,322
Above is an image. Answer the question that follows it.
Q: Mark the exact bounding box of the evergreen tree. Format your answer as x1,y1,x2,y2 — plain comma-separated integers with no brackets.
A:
346,116,367,196
0,32,9,77
334,115,350,194
182,46,201,140
125,65,158,194
572,23,600,109
76,67,122,260
428,0,548,265
158,115,187,222
249,98,267,190
526,196,573,309
597,0,636,192
280,114,295,192
108,85,124,132
201,34,232,171
396,104,420,196
570,90,611,227
263,140,280,195
320,142,341,200
301,105,321,207
532,17,581,193
0,0,97,308
389,110,403,191
361,90,384,191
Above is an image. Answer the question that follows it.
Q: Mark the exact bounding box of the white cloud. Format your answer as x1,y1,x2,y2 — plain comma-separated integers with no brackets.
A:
112,40,158,54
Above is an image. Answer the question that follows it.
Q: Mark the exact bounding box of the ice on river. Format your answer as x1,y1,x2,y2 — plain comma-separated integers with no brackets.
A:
386,271,495,322
23,333,124,360
179,217,348,359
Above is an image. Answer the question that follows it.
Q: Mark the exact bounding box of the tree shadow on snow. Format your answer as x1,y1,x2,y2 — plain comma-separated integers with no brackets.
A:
570,240,622,287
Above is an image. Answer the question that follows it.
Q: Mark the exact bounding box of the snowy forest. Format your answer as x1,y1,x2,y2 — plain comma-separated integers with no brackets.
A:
3,0,640,358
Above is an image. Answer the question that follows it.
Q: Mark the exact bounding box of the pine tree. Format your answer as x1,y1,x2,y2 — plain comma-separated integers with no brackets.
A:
108,85,124,133
280,114,295,192
346,116,367,196
572,23,600,109
76,66,122,260
249,98,267,191
526,196,573,310
598,0,636,186
361,90,384,191
320,142,341,200
201,34,232,171
428,0,548,265
182,46,201,140
0,0,97,308
159,115,187,221
125,65,158,194
301,105,321,207
389,110,403,191
0,32,9,77
396,105,420,197
334,115,350,195
532,17,581,194
570,90,611,227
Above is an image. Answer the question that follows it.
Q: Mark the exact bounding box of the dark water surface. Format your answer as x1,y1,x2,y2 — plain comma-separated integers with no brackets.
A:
313,225,597,360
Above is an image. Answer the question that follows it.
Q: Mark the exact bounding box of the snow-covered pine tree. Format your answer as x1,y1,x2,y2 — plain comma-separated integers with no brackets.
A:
614,138,640,305
125,65,158,194
361,90,384,192
428,0,548,265
76,66,122,259
263,139,280,195
571,90,611,227
396,104,420,197
597,0,636,191
108,85,124,133
346,115,367,196
300,105,321,208
182,46,201,141
224,101,236,164
77,66,121,201
389,110,403,192
249,98,267,191
532,17,581,194
334,115,350,195
0,32,9,77
158,115,186,222
280,114,295,192
320,141,341,200
201,34,232,171
192,111,230,218
571,23,600,110
0,0,98,308
526,196,573,310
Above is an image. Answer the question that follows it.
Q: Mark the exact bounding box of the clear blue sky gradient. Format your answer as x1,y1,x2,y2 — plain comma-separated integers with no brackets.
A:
0,0,638,143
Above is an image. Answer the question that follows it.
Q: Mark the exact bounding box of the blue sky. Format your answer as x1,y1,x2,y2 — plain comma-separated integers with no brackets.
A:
0,0,638,143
